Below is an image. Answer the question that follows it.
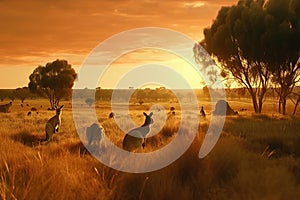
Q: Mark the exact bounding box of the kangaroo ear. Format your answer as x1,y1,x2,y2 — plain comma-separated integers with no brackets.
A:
60,105,64,109
149,112,153,117
54,105,58,109
143,112,147,116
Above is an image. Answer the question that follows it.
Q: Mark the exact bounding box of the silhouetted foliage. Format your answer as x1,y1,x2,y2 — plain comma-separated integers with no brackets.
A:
15,87,30,103
0,90,9,101
263,0,300,114
193,43,219,86
199,0,300,115
199,0,272,113
136,90,147,103
28,59,77,109
7,91,15,102
95,89,112,101
132,88,175,102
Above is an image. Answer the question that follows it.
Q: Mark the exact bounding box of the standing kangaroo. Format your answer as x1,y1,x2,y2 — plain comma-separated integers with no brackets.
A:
44,105,64,141
200,106,206,117
122,112,154,152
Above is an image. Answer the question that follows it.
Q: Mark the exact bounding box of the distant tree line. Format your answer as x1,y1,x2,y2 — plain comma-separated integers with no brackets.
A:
132,88,176,103
79,88,178,104
195,0,300,115
0,87,39,103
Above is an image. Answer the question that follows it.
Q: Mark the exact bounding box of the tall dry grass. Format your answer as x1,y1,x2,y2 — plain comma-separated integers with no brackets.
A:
0,99,300,199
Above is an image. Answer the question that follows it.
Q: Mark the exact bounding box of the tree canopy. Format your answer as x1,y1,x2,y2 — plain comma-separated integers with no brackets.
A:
263,0,300,114
28,59,77,109
198,0,300,114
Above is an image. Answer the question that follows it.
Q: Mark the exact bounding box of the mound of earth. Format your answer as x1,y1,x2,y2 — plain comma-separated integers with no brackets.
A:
213,100,238,116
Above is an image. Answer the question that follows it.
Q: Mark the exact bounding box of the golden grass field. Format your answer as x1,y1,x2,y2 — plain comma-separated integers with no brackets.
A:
1,98,300,200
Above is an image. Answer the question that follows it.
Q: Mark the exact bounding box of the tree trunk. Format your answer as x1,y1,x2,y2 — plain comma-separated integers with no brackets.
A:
50,96,57,110
50,100,55,110
258,87,267,114
278,91,289,115
293,97,300,115
249,91,259,113
282,98,287,115
278,99,282,114
258,98,263,114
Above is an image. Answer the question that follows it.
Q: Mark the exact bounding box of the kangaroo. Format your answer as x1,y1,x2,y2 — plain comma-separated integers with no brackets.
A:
108,112,115,119
122,112,154,152
43,105,64,141
0,102,12,113
86,123,105,146
200,106,206,117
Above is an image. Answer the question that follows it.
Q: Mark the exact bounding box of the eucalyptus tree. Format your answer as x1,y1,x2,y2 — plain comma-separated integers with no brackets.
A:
263,0,300,114
196,0,271,113
29,59,77,109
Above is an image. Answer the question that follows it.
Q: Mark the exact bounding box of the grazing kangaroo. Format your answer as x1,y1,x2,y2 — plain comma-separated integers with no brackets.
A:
0,102,12,113
43,105,64,141
31,107,37,111
122,112,153,152
86,123,105,146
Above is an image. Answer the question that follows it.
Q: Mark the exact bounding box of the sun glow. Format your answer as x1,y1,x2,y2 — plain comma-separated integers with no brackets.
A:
97,49,204,89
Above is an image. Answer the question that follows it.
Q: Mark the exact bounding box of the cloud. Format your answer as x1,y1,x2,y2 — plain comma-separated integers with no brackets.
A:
0,0,238,88
184,1,206,8
0,0,237,59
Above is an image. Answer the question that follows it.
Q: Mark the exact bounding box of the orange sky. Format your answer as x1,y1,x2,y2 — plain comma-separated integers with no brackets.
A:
0,0,237,89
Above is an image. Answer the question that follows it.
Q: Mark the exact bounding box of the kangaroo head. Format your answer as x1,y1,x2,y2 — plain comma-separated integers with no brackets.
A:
143,112,153,126
55,105,64,116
